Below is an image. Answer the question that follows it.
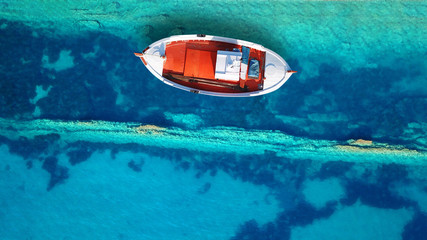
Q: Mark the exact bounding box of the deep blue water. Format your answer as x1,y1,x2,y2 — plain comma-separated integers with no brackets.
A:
0,1,426,239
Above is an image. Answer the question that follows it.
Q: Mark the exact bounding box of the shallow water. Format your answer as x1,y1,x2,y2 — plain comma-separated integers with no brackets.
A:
0,1,426,239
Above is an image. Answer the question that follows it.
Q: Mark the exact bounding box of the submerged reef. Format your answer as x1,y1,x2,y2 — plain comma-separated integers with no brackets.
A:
0,118,425,165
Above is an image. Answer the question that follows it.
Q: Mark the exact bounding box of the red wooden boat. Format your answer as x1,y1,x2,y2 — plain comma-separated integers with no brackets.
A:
135,34,296,97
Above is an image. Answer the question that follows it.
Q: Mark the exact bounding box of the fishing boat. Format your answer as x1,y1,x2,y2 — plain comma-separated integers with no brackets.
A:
134,34,296,97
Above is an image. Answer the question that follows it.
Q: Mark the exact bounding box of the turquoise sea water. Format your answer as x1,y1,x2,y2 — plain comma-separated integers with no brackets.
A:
0,1,426,239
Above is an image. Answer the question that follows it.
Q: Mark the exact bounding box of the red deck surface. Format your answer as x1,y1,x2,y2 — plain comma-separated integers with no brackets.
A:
183,48,216,79
163,42,186,75
162,40,265,93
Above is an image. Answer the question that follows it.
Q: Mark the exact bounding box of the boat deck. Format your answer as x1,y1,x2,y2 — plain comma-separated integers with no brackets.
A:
162,40,265,93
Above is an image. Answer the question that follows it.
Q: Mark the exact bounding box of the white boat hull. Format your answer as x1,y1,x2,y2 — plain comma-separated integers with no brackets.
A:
136,34,295,97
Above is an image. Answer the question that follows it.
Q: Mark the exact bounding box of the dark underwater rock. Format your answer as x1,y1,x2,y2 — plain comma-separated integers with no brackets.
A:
402,213,427,240
127,159,144,172
317,161,355,180
26,161,33,169
197,182,211,194
67,147,93,166
341,180,413,209
42,156,69,191
6,134,60,159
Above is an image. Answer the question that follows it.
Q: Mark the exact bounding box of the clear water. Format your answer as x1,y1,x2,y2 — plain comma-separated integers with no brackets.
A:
0,1,426,239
